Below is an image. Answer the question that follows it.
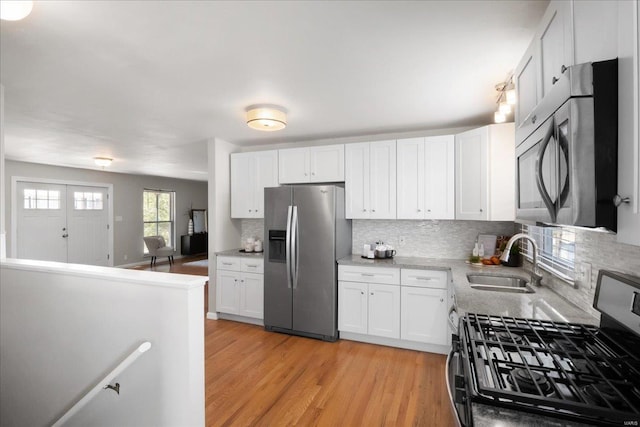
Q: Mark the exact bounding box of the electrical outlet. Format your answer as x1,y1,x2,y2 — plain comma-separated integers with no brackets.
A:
398,236,406,247
580,262,592,288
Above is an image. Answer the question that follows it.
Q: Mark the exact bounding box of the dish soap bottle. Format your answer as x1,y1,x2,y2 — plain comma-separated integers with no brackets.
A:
472,242,479,257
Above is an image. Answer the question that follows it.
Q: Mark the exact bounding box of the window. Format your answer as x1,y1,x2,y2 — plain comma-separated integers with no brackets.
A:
73,192,104,210
143,190,175,254
23,189,61,209
521,224,575,282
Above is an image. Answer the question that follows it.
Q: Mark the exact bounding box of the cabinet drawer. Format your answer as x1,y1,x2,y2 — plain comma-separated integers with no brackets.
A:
217,256,241,271
338,265,400,285
241,258,264,274
401,269,448,289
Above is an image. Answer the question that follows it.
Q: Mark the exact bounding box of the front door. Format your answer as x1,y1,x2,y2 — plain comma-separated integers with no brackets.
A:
16,181,110,265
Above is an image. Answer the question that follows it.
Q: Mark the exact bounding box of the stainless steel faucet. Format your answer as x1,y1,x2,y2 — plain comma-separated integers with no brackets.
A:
500,233,543,286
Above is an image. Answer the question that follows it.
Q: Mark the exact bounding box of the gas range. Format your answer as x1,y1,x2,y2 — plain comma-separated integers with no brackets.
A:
448,270,640,427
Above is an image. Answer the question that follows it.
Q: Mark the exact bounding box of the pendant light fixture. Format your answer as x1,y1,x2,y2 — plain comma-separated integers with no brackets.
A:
493,77,516,123
0,0,33,21
246,106,287,131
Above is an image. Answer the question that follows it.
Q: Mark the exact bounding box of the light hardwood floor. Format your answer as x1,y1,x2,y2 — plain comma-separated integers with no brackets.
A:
135,256,456,426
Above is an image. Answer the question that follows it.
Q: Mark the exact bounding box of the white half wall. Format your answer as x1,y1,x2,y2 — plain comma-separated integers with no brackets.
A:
0,258,206,427
1,84,6,259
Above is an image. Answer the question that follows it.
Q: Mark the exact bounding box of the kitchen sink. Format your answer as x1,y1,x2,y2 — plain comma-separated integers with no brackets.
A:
466,274,535,294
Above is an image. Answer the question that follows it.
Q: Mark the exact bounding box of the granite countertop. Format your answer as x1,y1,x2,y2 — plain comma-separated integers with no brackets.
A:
215,248,264,258
338,255,598,325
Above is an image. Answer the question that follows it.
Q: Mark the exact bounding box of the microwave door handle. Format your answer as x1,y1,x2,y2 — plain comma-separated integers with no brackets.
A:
286,205,293,289
535,121,558,222
557,129,571,209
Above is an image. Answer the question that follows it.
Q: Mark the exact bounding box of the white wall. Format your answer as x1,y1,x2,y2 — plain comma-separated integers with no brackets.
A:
4,160,207,265
1,84,6,259
0,259,206,426
207,138,241,317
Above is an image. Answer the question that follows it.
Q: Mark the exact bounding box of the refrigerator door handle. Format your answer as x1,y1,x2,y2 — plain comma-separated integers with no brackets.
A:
286,205,293,289
292,206,299,288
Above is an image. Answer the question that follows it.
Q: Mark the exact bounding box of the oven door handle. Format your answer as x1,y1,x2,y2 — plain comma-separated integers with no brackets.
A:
445,350,464,427
535,119,558,222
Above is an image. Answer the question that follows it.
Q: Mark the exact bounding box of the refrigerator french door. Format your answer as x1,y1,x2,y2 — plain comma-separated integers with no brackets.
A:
264,185,351,341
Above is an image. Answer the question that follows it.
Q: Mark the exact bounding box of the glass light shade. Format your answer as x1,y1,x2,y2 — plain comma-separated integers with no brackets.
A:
506,88,516,105
494,111,506,123
94,157,113,167
0,0,33,21
499,101,512,115
246,107,287,131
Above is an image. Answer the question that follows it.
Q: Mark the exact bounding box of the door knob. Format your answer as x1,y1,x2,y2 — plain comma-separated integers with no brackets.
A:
613,195,631,207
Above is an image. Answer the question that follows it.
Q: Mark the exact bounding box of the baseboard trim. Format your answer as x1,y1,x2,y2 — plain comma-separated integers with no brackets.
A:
116,255,187,269
206,312,219,320
340,332,450,354
218,312,264,326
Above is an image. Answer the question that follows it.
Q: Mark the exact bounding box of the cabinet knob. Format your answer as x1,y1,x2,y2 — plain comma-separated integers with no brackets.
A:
363,209,367,212
440,298,444,302
304,173,308,176
312,172,315,176
371,209,376,213
613,195,631,207
417,209,421,212
560,64,567,74
552,76,559,85
532,115,537,124
479,208,483,212
370,292,374,296
427,209,431,212
248,209,252,212
361,291,364,295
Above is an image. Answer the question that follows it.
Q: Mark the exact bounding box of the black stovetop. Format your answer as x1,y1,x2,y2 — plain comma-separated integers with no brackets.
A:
461,313,640,426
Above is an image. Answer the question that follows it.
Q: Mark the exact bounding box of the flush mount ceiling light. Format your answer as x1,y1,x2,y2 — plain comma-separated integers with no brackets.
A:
0,0,33,21
493,77,516,123
94,157,113,167
246,106,287,131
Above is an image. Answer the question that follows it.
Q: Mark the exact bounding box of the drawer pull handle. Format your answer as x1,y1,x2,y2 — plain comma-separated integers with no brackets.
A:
415,277,435,281
246,264,258,267
361,273,375,277
223,263,233,266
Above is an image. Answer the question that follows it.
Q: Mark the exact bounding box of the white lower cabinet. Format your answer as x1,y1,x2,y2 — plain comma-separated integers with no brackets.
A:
216,256,264,320
338,265,451,352
401,286,448,345
339,281,400,338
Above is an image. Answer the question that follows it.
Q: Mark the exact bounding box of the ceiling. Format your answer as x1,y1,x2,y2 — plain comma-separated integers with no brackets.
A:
0,0,548,181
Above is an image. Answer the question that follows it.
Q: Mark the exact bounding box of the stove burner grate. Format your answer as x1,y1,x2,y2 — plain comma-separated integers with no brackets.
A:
507,368,553,395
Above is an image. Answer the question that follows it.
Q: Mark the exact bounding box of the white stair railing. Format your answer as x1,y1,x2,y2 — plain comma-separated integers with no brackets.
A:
51,341,152,427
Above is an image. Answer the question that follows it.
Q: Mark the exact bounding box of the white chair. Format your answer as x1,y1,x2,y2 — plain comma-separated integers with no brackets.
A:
143,236,174,267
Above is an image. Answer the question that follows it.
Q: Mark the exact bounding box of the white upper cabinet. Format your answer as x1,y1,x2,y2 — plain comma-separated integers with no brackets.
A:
514,39,540,129
538,1,573,98
345,140,396,219
231,150,278,218
572,1,619,64
616,0,640,246
397,135,454,220
455,123,515,221
278,144,344,184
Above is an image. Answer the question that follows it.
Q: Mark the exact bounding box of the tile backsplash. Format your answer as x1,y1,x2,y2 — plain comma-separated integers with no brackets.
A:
532,227,640,318
352,220,516,259
241,218,640,318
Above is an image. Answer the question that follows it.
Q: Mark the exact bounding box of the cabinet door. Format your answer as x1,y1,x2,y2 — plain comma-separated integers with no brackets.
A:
424,135,455,220
230,153,254,218
345,143,370,219
310,144,344,182
338,281,368,334
367,283,400,339
617,0,640,246
279,148,309,184
369,140,397,219
572,0,619,64
216,270,240,314
401,286,448,345
539,1,572,98
239,272,264,319
515,39,539,128
253,150,279,218
397,138,425,219
455,128,488,220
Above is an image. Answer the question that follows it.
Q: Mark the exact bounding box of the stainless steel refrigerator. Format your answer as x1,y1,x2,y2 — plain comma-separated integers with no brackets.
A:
264,185,351,341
